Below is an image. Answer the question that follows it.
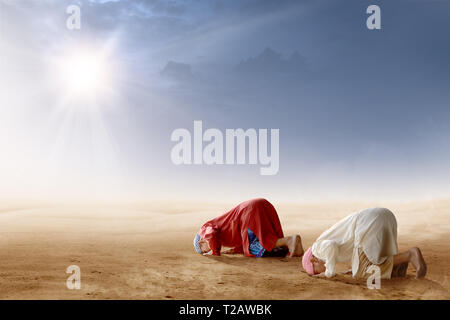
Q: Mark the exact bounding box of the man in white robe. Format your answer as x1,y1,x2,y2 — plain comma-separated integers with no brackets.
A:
302,207,427,279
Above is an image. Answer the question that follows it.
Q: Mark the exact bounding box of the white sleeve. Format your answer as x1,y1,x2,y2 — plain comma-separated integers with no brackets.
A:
313,240,339,278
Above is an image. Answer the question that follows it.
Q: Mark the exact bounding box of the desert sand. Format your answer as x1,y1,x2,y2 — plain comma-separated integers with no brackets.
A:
0,199,449,299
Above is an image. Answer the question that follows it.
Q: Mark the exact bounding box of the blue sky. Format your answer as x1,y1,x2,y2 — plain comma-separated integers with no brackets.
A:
1,0,450,202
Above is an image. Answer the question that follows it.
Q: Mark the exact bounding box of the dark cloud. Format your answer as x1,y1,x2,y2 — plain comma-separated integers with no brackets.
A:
235,47,308,76
151,0,186,16
160,60,193,80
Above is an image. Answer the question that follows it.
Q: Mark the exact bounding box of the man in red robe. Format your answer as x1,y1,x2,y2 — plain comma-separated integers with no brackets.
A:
193,198,304,258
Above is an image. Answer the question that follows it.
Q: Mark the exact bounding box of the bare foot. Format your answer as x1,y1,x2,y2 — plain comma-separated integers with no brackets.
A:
397,262,408,278
341,269,352,275
287,235,304,257
392,262,408,278
409,247,427,279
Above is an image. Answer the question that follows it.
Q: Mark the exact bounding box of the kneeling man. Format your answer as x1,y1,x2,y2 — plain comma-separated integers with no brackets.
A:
194,198,303,258
302,207,427,279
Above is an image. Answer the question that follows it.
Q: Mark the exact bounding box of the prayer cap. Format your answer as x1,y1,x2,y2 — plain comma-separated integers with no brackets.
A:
193,233,202,254
302,247,316,275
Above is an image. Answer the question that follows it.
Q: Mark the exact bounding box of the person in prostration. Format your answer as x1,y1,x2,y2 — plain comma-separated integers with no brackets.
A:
193,198,304,258
302,207,427,279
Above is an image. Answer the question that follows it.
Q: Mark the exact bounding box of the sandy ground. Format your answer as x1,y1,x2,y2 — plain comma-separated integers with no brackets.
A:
0,199,449,300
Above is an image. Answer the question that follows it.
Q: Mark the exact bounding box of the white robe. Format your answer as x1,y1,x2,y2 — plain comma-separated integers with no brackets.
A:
311,207,398,278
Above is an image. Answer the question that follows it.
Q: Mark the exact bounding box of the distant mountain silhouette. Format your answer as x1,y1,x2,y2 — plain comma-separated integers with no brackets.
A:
236,47,307,75
161,61,193,80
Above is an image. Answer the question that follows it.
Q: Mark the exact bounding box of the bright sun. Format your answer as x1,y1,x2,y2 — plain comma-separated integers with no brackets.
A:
55,48,110,97
67,54,104,92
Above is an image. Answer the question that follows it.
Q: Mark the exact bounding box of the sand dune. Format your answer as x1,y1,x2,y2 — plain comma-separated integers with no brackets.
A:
0,200,449,299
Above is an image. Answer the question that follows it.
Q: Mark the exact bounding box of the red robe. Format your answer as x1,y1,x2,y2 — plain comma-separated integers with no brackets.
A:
198,198,284,257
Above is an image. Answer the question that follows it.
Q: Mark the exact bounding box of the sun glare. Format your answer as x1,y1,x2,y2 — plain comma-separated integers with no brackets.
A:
55,48,110,97
67,54,103,92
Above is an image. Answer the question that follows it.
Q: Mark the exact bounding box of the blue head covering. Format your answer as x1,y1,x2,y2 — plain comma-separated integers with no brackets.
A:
193,233,202,254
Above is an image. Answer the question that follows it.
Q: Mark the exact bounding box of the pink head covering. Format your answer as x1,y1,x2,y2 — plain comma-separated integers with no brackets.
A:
302,247,316,275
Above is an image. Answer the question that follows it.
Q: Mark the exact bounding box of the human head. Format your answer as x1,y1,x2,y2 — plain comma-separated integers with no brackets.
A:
311,255,326,274
193,233,211,254
302,247,326,275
